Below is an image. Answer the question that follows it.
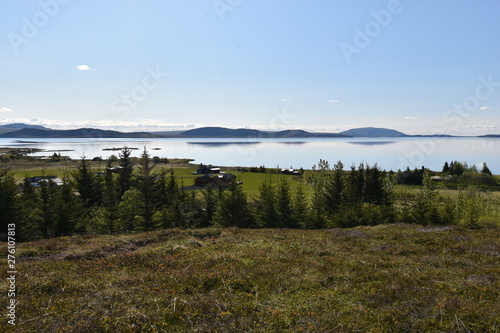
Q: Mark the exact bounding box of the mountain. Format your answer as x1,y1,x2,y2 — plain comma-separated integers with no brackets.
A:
479,134,500,138
179,127,348,138
0,128,162,138
179,127,260,137
0,123,50,135
340,127,408,137
0,123,49,130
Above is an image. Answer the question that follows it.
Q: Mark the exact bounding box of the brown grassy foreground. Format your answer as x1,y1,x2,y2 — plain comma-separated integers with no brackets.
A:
2,225,499,332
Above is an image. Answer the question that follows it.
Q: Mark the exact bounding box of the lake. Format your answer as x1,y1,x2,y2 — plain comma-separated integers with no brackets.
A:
1,137,499,173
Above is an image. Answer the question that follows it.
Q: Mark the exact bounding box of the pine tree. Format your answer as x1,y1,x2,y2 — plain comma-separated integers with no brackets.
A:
442,161,450,173
102,158,120,233
255,178,278,228
0,168,17,234
364,164,385,205
308,179,327,229
73,156,98,208
118,146,134,197
344,164,363,206
213,181,252,228
292,183,309,229
16,178,42,241
54,173,81,236
137,147,155,231
200,186,217,228
118,189,143,231
411,169,440,225
481,162,492,176
324,161,344,217
276,177,294,228
39,177,58,238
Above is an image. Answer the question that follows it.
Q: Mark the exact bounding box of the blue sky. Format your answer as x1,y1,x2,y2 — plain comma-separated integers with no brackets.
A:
1,0,499,135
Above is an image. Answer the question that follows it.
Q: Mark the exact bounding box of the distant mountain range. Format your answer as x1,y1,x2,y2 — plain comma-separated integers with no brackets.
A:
178,127,347,138
0,123,499,139
0,127,161,138
0,123,50,135
339,128,407,137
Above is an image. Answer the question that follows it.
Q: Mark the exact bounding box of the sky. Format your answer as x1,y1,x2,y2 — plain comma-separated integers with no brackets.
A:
1,0,500,135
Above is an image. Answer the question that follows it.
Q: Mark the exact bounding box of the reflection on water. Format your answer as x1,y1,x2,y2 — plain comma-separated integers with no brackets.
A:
0,137,498,173
348,141,396,146
278,141,307,145
188,142,261,147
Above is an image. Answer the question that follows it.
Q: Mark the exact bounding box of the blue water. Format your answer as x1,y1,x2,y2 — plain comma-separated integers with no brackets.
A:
1,137,499,173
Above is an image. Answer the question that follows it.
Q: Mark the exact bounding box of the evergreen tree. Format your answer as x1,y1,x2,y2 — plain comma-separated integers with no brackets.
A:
458,187,485,229
364,164,386,205
308,179,328,229
276,177,294,228
137,147,155,231
481,162,492,176
292,183,309,229
118,147,134,198
411,169,440,225
200,186,217,228
54,174,81,236
213,181,252,228
39,177,58,238
16,178,42,241
118,189,144,231
344,164,363,206
102,158,120,233
73,156,98,207
154,170,169,207
323,161,344,217
255,178,278,228
0,168,17,234
442,161,450,173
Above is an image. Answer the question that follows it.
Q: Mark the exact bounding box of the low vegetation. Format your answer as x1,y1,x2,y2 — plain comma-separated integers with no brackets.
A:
1,226,498,332
1,148,499,331
1,149,500,242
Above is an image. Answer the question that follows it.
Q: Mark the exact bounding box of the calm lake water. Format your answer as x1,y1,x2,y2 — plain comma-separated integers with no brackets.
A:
1,137,499,173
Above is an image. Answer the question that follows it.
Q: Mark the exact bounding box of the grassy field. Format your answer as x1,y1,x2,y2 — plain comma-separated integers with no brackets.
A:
4,160,308,197
1,225,499,332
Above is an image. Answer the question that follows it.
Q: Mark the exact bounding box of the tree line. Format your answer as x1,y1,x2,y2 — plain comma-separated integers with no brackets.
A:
1,148,498,241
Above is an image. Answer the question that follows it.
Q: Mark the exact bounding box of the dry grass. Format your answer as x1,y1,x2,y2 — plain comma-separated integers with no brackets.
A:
1,225,498,332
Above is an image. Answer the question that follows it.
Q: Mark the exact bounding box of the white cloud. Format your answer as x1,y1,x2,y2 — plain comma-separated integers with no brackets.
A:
0,107,13,113
0,117,201,132
405,116,418,120
329,99,340,103
479,106,498,110
76,65,95,71
281,98,292,102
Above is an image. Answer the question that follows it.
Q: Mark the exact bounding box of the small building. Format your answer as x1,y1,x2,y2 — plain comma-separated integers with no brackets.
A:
197,166,221,175
25,175,63,187
281,168,300,175
194,173,236,189
194,175,212,187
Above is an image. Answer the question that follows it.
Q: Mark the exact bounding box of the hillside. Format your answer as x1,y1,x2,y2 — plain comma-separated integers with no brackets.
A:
8,226,499,332
0,123,49,135
340,127,408,137
180,127,348,138
0,128,162,138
